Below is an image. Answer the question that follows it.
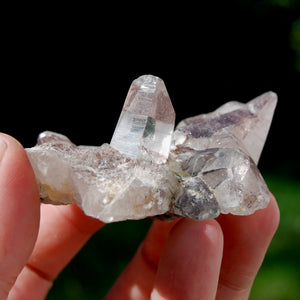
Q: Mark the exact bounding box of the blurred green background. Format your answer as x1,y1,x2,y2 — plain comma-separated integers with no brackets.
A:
1,0,300,299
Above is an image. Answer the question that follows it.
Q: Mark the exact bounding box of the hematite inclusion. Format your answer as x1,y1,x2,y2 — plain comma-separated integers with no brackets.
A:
25,75,277,222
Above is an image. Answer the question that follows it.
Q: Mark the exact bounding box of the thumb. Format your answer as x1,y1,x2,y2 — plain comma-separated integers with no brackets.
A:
0,134,40,299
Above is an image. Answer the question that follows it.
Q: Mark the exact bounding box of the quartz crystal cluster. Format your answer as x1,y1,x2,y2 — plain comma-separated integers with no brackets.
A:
25,75,277,222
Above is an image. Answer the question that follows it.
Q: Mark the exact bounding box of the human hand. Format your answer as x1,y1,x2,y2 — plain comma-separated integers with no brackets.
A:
0,133,279,300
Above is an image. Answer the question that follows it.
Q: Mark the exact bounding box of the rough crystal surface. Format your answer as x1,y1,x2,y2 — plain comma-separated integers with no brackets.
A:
173,92,277,164
27,131,179,222
25,75,277,223
170,147,270,217
110,75,175,164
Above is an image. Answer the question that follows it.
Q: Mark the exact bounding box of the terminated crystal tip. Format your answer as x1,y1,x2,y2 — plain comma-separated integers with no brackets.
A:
110,75,175,164
174,91,277,164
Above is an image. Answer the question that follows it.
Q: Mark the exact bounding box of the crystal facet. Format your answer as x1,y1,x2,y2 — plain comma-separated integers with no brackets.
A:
110,75,175,164
25,75,277,223
173,92,277,164
170,147,269,217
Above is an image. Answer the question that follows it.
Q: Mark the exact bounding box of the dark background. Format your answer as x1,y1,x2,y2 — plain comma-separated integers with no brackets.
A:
2,0,300,177
1,1,300,299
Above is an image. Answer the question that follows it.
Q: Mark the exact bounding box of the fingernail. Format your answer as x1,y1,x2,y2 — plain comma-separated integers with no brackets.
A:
0,137,7,161
151,289,167,300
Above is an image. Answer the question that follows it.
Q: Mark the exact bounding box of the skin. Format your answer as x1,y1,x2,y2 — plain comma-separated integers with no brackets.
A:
0,133,280,300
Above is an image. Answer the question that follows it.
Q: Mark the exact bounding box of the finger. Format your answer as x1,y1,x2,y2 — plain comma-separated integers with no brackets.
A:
105,219,180,300
9,204,104,299
151,219,223,300
216,194,280,299
0,134,40,299
30,204,104,277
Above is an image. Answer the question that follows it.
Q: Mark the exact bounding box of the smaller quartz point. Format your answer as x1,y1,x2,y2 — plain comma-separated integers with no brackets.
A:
110,75,175,164
25,75,277,223
173,92,277,164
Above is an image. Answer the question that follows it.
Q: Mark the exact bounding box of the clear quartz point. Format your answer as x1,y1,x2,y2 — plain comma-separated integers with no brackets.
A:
110,75,175,164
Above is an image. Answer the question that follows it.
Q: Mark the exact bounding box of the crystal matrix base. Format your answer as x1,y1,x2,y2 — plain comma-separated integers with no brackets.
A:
25,75,277,223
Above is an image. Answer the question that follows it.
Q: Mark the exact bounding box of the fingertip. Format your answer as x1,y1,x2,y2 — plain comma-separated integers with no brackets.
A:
152,218,223,300
242,192,280,243
0,133,25,158
268,192,280,234
215,192,280,299
171,218,224,255
0,133,38,193
0,133,40,294
0,133,40,213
